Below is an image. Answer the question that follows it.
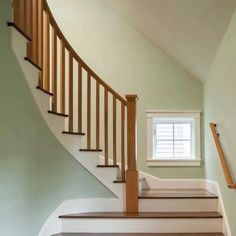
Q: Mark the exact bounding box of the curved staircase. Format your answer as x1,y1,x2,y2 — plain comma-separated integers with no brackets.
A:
7,0,229,236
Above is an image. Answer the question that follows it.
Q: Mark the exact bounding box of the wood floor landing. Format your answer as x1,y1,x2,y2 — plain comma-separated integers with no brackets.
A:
52,233,224,236
139,189,217,199
59,211,222,219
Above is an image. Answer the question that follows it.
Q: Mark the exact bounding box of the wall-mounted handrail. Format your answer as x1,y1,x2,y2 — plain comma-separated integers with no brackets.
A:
11,0,139,212
209,123,236,189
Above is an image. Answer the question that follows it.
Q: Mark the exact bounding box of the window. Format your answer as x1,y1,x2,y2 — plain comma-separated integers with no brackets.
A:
147,111,201,166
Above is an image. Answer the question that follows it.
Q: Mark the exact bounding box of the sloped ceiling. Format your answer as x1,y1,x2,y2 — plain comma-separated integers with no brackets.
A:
101,0,236,81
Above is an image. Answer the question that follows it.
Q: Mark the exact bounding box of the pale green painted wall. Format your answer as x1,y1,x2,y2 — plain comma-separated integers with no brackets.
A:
0,1,113,236
204,9,236,235
48,0,204,179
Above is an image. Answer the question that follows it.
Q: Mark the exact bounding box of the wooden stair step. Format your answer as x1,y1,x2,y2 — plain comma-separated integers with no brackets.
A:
113,179,126,183
7,22,32,41
52,233,224,236
48,111,69,117
24,57,42,70
62,131,85,136
139,189,218,199
59,211,222,219
97,165,119,168
36,86,53,96
80,149,102,152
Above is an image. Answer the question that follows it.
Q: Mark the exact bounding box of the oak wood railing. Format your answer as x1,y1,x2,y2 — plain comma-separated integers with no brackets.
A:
11,0,139,212
210,123,236,189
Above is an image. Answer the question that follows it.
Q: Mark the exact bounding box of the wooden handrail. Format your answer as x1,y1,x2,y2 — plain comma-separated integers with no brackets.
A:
11,0,139,212
209,123,236,189
42,0,127,105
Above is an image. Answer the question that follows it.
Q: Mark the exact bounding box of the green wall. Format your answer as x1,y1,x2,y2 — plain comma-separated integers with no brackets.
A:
48,0,204,179
0,1,113,236
204,9,236,235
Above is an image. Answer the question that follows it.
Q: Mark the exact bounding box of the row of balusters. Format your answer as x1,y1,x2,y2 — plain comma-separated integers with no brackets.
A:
12,0,128,181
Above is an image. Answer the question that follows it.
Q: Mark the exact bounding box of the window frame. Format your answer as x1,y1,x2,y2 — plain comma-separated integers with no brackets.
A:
146,110,201,167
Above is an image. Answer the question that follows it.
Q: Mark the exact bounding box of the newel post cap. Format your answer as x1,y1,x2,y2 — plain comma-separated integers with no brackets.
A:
125,94,138,101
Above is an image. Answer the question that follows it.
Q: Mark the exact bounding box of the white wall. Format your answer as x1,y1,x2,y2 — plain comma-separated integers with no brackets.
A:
204,9,236,235
47,0,203,179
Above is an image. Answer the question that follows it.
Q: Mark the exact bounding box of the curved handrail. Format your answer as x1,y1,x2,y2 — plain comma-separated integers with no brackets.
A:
42,0,127,106
209,123,236,189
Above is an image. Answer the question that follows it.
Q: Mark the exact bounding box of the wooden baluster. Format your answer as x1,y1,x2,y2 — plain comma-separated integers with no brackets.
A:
42,11,50,91
51,27,57,112
87,73,91,149
121,103,125,181
60,41,65,113
68,53,74,132
37,0,43,87
113,97,117,165
96,81,100,150
32,0,38,64
125,95,138,213
25,0,32,38
104,88,108,165
38,0,43,67
13,0,20,27
19,0,25,30
78,64,82,133
23,0,27,32
26,0,33,59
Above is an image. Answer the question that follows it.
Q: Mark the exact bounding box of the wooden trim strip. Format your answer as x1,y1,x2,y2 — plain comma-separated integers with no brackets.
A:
209,123,236,189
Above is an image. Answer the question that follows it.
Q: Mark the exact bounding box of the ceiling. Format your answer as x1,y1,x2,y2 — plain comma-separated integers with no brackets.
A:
100,0,236,81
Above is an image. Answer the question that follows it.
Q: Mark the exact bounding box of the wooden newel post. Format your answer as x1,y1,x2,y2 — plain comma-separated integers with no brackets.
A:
125,95,138,213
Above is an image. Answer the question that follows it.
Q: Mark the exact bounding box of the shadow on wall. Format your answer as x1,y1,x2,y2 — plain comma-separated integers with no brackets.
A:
0,1,113,236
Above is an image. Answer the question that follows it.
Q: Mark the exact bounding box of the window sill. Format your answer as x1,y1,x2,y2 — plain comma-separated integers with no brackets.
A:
147,158,201,167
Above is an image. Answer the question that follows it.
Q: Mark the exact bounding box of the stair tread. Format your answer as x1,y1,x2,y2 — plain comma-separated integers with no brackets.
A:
59,211,222,219
139,189,217,199
52,233,224,236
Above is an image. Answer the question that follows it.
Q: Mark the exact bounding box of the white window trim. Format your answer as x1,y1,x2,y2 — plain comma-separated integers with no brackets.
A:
146,110,201,167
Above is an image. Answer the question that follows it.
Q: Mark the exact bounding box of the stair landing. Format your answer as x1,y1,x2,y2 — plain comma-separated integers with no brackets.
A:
59,211,222,219
139,189,217,199
52,233,224,236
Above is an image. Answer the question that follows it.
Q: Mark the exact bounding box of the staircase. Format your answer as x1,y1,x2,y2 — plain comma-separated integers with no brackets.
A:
7,0,228,236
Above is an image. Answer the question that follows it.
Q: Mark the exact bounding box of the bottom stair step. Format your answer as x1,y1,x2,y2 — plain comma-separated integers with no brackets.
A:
59,212,222,219
59,212,223,234
52,233,224,236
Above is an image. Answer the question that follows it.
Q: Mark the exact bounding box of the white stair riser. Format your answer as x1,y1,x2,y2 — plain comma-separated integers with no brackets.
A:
139,198,218,212
61,218,223,233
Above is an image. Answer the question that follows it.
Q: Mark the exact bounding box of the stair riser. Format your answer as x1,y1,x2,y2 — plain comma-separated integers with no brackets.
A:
139,198,218,212
61,218,222,233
